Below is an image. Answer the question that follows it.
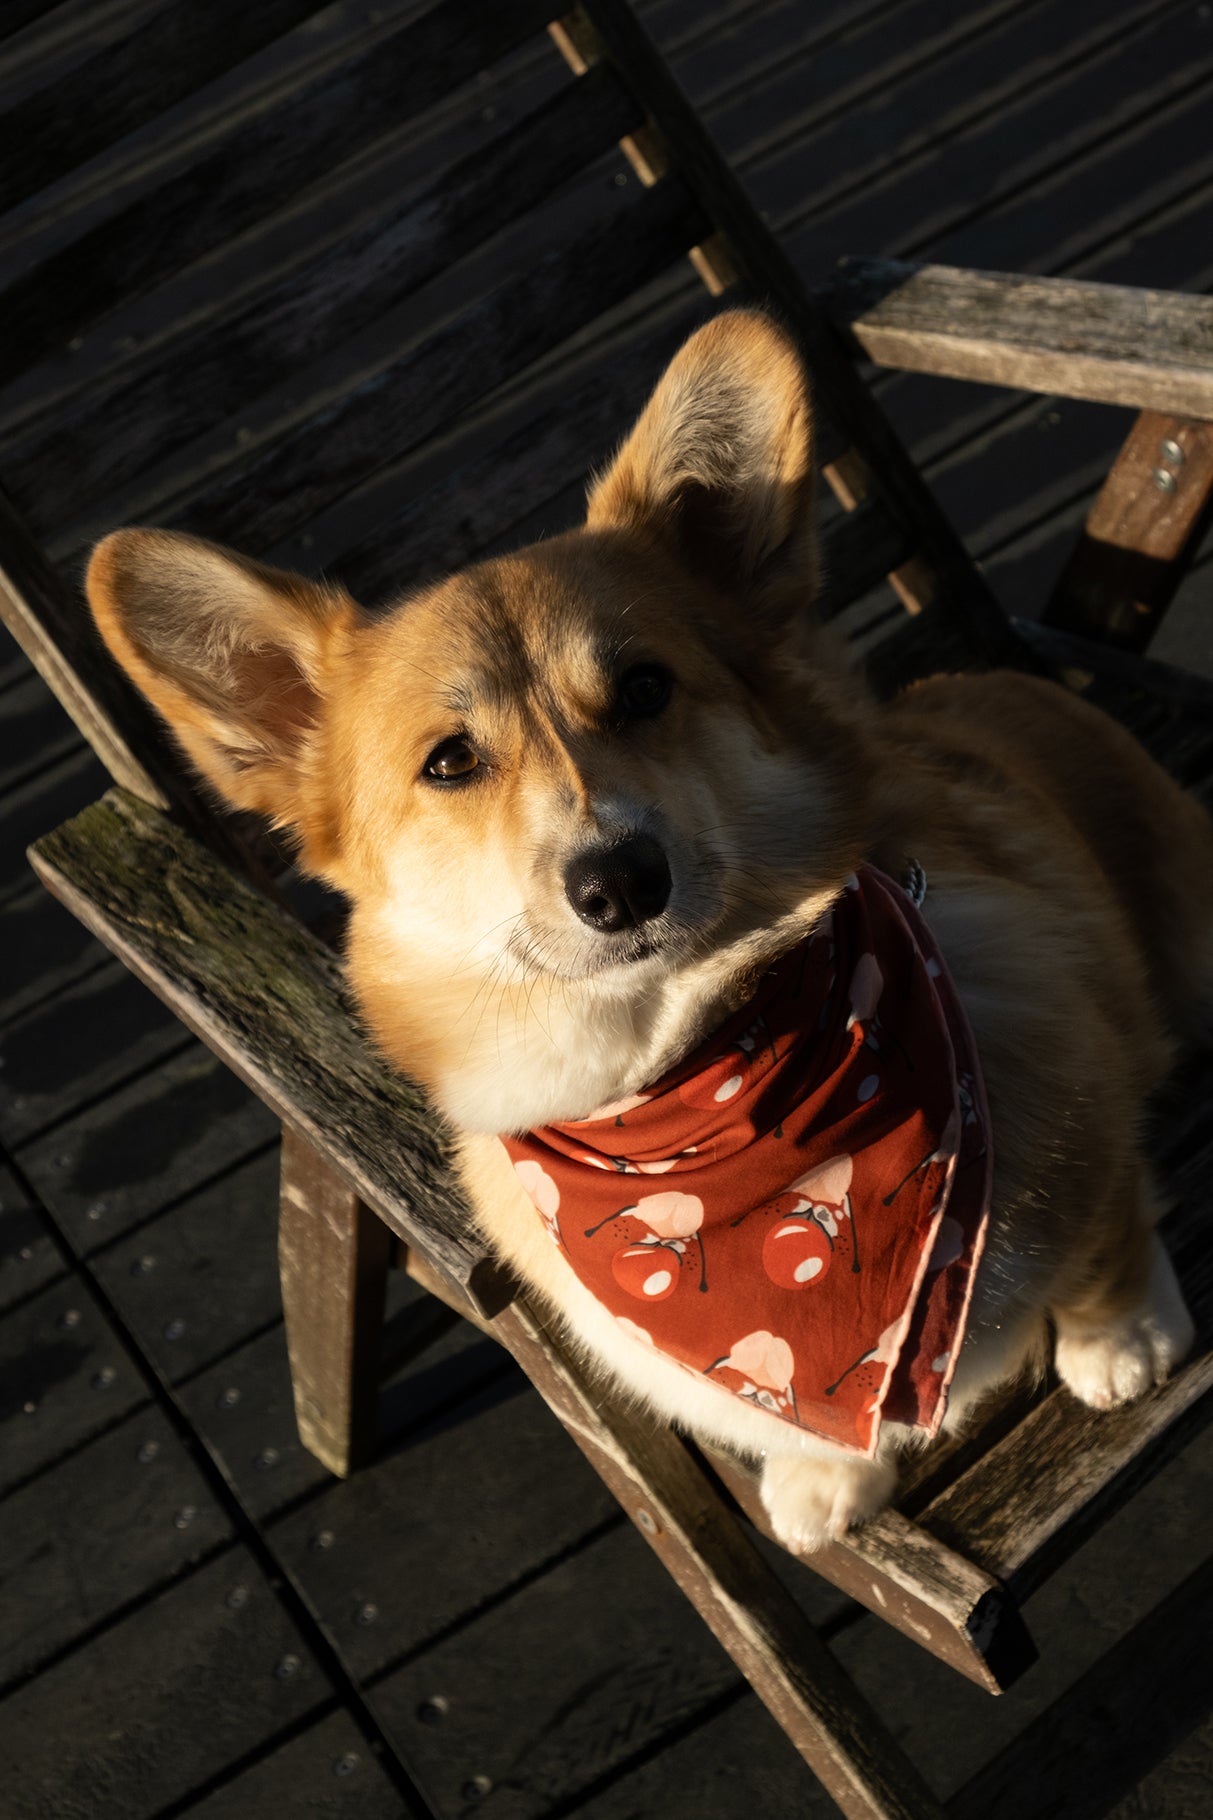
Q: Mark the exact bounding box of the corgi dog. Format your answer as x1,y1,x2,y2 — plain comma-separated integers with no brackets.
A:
86,311,1209,1550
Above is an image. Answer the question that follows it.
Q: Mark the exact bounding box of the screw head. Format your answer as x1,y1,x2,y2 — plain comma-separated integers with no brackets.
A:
22,1399,37,1415
311,1528,336,1551
163,1318,186,1341
274,1654,301,1681
1152,466,1178,494
130,1255,156,1276
137,1439,160,1463
417,1695,449,1725
217,1386,241,1409
635,1507,660,1537
225,1585,249,1610
17,1245,32,1261
173,1505,198,1530
92,1366,117,1390
354,1601,379,1627
254,1447,280,1471
58,1308,82,1331
462,1776,493,1802
1159,436,1185,466
86,1200,109,1222
333,1752,360,1778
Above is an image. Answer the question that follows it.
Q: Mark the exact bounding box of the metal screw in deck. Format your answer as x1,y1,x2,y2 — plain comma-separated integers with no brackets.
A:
1159,436,1185,466
1152,467,1178,494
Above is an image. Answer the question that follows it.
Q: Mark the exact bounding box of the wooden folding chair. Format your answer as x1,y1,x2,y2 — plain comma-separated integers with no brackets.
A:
5,2,1212,1813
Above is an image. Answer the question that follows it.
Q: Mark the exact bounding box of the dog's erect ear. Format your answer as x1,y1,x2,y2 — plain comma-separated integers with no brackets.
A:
86,528,360,824
586,311,815,609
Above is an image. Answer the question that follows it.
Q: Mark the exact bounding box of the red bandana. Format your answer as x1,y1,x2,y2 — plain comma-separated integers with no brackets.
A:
502,867,991,1456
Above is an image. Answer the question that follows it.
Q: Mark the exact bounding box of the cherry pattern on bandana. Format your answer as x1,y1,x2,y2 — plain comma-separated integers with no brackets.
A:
502,866,991,1456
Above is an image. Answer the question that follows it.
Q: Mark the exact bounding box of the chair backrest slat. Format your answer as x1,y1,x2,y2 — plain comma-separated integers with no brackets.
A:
0,0,326,216
579,0,1036,681
0,0,557,390
62,176,709,563
6,63,643,541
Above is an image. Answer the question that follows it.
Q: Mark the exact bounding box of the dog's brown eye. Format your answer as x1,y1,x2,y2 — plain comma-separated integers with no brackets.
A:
618,662,672,720
423,736,480,783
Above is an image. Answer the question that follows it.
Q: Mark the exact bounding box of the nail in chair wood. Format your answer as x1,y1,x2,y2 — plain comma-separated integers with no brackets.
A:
4,2,1213,1813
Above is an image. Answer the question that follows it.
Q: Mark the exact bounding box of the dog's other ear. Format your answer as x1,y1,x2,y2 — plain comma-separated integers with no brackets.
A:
86,528,360,825
586,310,815,613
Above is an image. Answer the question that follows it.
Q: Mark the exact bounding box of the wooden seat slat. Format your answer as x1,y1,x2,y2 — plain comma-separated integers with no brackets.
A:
63,176,708,560
5,63,642,535
0,0,558,390
817,501,915,620
916,1347,1213,1600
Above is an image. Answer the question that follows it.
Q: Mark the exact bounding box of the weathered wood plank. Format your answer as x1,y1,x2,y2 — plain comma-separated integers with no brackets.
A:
0,1269,147,1495
0,959,188,1148
182,1707,410,1819
0,0,324,216
0,669,79,796
578,0,1033,673
572,1685,836,1820
88,1144,282,1386
0,1160,67,1314
702,1447,1035,1694
0,878,106,1027
817,501,915,622
9,63,641,530
28,790,500,1304
917,1347,1213,1600
0,1546,332,1820
278,1128,391,1477
283,287,712,593
17,1038,279,1256
0,1402,233,1691
103,178,705,558
372,1519,750,1819
776,0,1210,285
1044,412,1213,648
0,0,557,389
947,1554,1213,1820
1011,619,1213,714
489,1296,944,1819
822,259,1213,417
175,1324,334,1524
267,1374,619,1682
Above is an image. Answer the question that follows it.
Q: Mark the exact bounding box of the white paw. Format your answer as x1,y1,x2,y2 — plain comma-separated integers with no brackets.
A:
1055,1240,1195,1411
760,1451,897,1553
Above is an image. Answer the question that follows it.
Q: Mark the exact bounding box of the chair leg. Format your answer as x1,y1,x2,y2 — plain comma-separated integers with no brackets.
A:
278,1123,391,1476
493,1296,945,1820
1045,409,1213,649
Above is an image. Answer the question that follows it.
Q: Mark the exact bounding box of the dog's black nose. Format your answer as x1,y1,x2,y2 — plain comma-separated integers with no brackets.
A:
565,834,672,932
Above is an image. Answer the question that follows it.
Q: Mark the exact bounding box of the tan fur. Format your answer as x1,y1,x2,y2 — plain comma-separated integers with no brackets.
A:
86,311,1210,1548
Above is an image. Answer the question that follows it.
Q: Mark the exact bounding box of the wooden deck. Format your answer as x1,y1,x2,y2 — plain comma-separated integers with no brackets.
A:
2,1,1212,1814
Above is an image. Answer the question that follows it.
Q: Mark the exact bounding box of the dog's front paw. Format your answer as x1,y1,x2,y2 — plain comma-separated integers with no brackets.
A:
1055,1308,1194,1409
759,1451,897,1553
1055,1240,1195,1411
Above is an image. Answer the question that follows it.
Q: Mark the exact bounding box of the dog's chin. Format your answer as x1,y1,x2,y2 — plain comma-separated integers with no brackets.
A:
512,914,699,987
